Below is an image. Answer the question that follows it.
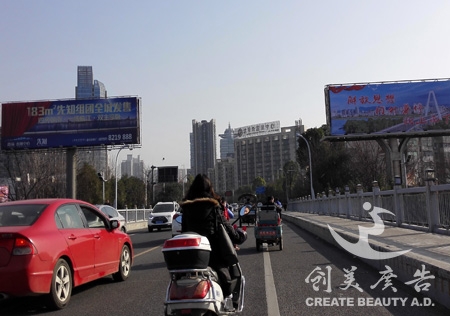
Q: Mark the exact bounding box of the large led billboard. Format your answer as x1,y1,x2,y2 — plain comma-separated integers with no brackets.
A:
1,96,141,150
325,79,450,138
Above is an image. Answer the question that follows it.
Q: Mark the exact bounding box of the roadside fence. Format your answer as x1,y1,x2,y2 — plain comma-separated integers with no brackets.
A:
288,181,450,235
118,207,152,223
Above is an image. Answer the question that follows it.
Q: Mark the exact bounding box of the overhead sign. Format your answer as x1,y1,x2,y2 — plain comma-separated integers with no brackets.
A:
1,96,141,150
158,166,178,183
234,121,280,139
255,186,266,194
325,79,450,138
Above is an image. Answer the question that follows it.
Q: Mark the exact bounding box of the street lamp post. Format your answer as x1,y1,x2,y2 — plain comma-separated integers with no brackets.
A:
149,165,156,206
179,174,188,198
97,172,107,203
297,134,315,200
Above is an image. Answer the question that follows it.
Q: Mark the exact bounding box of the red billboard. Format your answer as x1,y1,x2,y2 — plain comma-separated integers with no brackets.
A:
325,79,450,139
1,96,141,150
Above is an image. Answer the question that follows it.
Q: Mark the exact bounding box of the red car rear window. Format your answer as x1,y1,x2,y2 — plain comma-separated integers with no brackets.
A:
0,204,47,226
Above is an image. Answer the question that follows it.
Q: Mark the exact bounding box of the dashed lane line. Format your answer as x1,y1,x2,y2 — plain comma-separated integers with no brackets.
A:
264,250,281,316
133,246,160,258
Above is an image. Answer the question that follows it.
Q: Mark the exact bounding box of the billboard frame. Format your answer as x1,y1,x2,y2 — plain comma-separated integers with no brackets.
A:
324,78,450,142
1,96,142,150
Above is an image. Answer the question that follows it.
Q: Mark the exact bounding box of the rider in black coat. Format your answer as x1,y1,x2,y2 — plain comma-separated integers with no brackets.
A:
181,174,246,297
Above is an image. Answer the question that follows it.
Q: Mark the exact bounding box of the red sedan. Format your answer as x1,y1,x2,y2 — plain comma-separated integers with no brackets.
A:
0,198,133,310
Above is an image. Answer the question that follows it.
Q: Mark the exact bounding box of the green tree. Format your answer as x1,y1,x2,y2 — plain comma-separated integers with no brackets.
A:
76,163,102,203
252,176,267,201
281,161,300,200
297,126,352,197
235,185,253,199
117,175,146,209
155,182,183,202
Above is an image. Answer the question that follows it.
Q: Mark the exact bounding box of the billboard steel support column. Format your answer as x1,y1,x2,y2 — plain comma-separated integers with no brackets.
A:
66,148,77,199
377,138,410,188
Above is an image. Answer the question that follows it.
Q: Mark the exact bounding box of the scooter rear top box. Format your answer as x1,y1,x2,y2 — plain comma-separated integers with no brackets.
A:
162,233,211,270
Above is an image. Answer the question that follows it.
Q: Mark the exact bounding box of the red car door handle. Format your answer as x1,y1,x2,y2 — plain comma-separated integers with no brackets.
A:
94,234,100,239
68,235,77,240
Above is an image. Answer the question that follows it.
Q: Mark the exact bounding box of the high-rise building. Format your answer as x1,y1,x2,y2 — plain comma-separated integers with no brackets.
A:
219,123,234,159
93,80,106,98
121,154,144,180
213,157,235,196
75,66,108,175
190,119,217,176
75,66,107,99
234,120,304,188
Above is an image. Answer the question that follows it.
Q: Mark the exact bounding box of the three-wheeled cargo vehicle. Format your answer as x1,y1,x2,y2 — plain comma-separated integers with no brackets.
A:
254,204,283,251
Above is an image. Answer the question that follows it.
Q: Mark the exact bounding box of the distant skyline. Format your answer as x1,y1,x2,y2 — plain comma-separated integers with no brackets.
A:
2,1,450,169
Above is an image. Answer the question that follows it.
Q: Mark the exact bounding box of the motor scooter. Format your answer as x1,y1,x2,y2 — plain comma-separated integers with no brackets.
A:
162,233,245,316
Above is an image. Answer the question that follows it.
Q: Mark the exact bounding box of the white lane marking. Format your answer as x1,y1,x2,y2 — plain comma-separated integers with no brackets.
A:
264,250,281,316
133,246,159,258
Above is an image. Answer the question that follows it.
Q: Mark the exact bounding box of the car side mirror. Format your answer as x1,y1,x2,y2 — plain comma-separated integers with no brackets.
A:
110,219,119,230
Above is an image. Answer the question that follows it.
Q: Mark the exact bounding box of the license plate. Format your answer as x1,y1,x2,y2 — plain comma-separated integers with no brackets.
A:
156,221,163,224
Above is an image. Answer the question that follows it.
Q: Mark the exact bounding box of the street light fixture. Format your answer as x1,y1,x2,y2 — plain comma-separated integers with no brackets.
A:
297,133,315,200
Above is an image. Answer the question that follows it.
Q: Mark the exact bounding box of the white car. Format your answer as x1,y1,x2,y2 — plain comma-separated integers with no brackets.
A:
148,201,180,232
171,211,182,237
95,204,127,233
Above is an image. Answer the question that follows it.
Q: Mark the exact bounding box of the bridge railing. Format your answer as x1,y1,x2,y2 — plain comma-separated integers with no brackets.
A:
288,182,450,235
117,207,153,223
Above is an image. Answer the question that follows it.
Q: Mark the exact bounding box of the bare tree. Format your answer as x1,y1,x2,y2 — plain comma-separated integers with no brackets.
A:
0,149,66,200
346,140,388,190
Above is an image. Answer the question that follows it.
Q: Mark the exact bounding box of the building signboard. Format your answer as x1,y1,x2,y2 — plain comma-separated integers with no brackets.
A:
234,121,280,139
1,96,141,150
325,79,450,138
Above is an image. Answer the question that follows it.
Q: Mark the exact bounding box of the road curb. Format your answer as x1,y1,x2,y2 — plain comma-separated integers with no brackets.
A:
126,221,148,232
283,212,450,310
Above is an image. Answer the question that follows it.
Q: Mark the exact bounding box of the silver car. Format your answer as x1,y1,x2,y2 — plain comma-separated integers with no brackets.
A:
96,204,127,233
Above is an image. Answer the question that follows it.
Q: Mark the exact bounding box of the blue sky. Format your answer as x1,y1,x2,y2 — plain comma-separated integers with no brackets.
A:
2,1,450,170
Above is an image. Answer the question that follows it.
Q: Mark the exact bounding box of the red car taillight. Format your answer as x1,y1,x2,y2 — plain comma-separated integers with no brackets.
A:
13,237,35,255
169,280,210,300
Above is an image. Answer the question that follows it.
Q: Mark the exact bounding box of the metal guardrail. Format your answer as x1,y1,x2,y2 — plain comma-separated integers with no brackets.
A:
117,207,152,223
288,182,450,235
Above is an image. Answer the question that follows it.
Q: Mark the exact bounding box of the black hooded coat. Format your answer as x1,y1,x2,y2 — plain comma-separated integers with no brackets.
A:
180,197,243,268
